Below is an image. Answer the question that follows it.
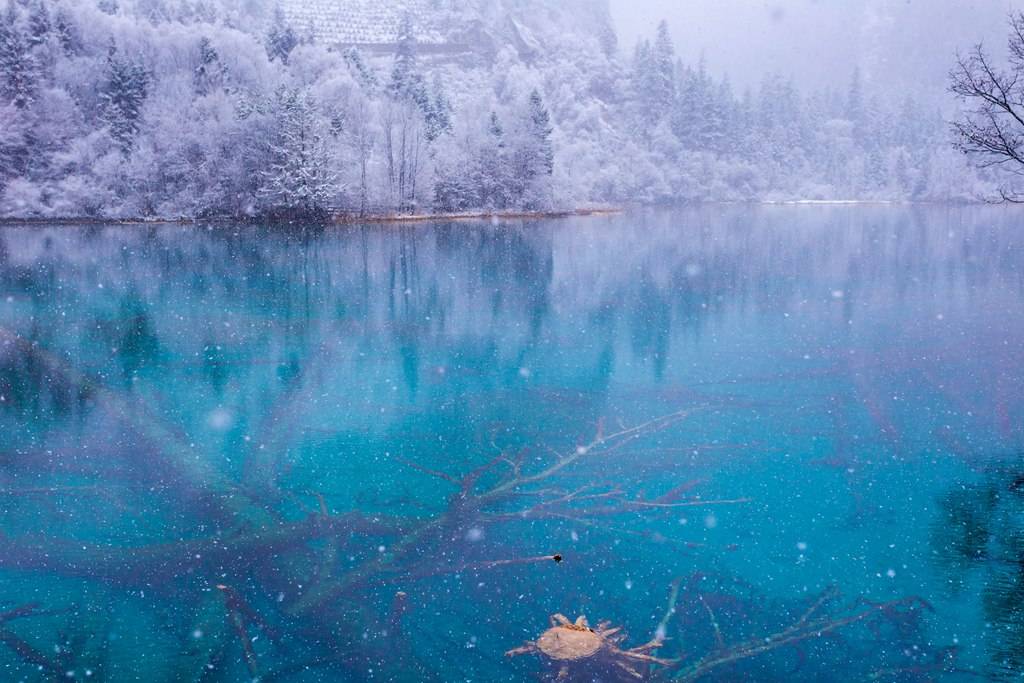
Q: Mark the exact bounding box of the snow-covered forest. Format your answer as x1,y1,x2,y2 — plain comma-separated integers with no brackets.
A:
0,0,989,220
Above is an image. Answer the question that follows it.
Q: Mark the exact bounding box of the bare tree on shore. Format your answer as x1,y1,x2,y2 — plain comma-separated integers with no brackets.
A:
951,12,1024,201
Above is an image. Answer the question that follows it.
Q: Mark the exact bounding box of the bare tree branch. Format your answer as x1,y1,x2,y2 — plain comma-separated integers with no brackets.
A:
950,13,1024,200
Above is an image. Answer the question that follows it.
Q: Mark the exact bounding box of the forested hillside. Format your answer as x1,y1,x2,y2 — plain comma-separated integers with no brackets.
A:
0,0,987,220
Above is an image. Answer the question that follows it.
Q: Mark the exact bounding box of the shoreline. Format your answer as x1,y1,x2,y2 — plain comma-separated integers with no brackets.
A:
0,201,1003,227
334,207,624,224
0,208,624,228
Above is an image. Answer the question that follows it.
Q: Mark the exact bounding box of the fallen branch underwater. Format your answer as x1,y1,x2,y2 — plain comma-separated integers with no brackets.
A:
0,392,732,680
0,603,69,676
0,328,755,678
287,407,733,616
0,326,275,526
0,511,404,585
669,586,935,682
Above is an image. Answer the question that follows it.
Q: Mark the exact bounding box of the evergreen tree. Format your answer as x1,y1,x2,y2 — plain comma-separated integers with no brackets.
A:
0,3,37,109
53,8,80,57
507,89,554,208
192,0,217,24
390,14,415,93
631,23,675,131
265,4,297,65
674,59,727,151
528,89,554,176
894,96,923,150
479,110,508,207
894,148,911,195
632,39,652,83
100,40,150,155
433,163,477,212
863,142,888,192
599,24,618,57
388,13,427,109
0,101,33,188
26,0,50,48
712,77,736,154
424,75,453,143
847,67,866,144
631,39,654,121
343,47,377,92
652,20,676,117
489,111,504,140
193,37,226,96
260,88,336,218
671,64,700,147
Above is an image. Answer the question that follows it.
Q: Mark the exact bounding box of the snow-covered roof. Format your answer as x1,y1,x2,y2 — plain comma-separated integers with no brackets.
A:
279,0,448,47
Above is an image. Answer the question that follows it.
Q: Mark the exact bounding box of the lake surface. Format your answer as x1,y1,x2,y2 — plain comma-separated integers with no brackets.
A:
0,206,1022,682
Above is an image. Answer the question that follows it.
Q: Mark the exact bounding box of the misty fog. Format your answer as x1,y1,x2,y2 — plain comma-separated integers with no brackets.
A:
612,0,1020,99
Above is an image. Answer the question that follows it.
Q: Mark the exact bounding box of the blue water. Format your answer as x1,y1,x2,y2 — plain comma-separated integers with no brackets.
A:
0,206,1022,682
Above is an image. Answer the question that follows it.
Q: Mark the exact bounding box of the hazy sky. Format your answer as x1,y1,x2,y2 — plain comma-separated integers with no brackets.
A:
610,0,1021,98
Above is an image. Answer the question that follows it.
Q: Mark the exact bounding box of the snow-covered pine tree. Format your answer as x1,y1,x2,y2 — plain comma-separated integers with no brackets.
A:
894,148,911,195
714,77,738,154
260,88,336,219
599,23,617,57
672,64,700,148
694,59,726,153
433,144,480,212
528,89,554,176
425,75,453,143
652,20,676,118
265,4,297,65
506,90,555,208
343,47,377,92
100,40,150,155
0,3,38,109
862,142,888,192
0,101,33,189
390,14,417,96
26,0,50,48
191,0,218,24
479,110,509,208
847,68,866,146
193,37,226,96
388,13,428,109
631,38,653,107
489,110,504,140
53,8,80,57
631,26,675,133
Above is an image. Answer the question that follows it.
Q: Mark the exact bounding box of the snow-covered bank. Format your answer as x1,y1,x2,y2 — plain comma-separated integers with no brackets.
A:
0,207,624,227
761,199,901,205
335,208,623,224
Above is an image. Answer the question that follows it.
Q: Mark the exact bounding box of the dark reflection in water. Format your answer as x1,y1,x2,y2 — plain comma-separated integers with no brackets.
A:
932,456,1024,680
0,206,1021,681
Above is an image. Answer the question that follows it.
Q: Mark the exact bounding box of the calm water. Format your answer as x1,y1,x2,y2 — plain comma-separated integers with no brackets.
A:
0,207,1022,682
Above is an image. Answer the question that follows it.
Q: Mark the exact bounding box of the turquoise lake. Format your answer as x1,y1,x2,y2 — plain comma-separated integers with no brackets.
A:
0,206,1022,681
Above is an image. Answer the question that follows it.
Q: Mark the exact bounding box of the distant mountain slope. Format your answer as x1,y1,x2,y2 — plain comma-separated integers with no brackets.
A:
280,0,448,46
278,0,615,61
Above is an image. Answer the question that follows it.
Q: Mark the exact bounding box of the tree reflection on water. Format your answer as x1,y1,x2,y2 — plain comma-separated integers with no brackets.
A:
0,206,1021,680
